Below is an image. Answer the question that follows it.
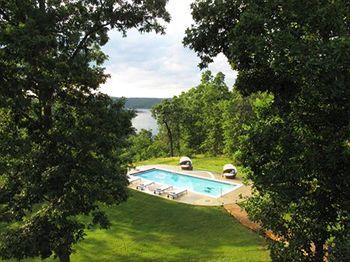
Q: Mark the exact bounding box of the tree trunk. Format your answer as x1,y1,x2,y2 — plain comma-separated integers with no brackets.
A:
164,121,174,157
43,102,52,130
313,241,325,262
39,86,54,134
175,125,181,155
58,251,70,262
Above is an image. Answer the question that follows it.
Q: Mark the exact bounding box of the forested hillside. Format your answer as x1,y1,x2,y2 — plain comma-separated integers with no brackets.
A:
112,97,165,109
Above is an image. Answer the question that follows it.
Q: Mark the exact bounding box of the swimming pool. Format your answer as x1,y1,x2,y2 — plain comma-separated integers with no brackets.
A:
133,168,240,198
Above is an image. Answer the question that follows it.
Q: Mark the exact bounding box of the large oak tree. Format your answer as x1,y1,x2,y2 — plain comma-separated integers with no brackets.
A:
184,1,350,261
0,0,169,261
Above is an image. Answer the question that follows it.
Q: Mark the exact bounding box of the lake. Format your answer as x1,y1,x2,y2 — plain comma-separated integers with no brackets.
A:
132,109,158,135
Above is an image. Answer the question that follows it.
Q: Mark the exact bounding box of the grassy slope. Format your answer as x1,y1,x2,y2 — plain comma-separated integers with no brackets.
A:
3,191,269,261
2,156,269,261
72,191,269,261
136,155,246,179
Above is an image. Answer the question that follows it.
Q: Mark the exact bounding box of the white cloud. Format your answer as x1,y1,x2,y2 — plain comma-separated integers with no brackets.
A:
100,0,237,98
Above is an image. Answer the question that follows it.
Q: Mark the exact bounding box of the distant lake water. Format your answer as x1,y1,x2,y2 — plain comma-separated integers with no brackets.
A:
132,109,158,135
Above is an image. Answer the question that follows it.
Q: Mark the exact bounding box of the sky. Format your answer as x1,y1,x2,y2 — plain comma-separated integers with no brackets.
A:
100,0,237,98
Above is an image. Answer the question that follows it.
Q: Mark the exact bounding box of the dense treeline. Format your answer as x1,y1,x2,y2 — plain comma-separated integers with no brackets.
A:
112,97,164,109
129,70,271,162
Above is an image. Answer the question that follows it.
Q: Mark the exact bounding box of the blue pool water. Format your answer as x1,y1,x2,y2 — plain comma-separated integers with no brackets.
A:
134,169,239,198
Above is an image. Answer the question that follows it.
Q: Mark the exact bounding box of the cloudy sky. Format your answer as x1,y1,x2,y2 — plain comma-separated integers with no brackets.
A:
100,0,237,98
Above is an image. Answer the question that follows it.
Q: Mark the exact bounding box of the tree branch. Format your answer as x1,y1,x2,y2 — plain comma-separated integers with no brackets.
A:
68,22,111,62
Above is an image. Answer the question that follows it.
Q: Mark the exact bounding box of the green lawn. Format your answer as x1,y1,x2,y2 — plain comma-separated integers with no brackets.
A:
2,155,268,262
2,191,269,261
72,190,269,261
136,155,247,178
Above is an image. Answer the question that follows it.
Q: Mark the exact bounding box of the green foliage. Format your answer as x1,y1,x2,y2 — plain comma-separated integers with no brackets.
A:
189,71,230,155
221,90,272,158
128,129,154,161
150,70,271,161
184,0,350,261
152,98,183,157
0,0,169,261
122,97,164,109
151,71,232,157
128,129,166,162
0,95,134,261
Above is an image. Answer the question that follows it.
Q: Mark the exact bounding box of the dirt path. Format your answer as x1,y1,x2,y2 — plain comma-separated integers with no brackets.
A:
224,203,279,241
224,203,260,231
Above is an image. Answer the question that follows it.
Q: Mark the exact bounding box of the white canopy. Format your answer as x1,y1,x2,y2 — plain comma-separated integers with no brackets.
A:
179,156,192,164
223,164,237,172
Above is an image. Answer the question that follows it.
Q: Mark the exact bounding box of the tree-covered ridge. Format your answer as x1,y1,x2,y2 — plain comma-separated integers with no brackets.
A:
112,97,165,109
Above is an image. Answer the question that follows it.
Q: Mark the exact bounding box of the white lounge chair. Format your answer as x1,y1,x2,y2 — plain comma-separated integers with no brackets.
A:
153,184,173,195
128,175,141,184
136,181,155,191
167,189,188,199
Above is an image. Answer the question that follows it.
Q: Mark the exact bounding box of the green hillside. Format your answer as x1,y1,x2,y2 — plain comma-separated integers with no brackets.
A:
112,97,165,109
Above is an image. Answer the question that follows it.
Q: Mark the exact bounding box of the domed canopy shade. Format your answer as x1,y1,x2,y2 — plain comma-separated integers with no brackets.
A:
223,164,237,178
223,164,237,173
180,156,193,170
179,156,192,164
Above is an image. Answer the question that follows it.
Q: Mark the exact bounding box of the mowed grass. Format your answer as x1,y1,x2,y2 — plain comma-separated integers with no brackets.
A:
136,154,246,178
2,191,269,261
2,155,268,262
71,191,270,261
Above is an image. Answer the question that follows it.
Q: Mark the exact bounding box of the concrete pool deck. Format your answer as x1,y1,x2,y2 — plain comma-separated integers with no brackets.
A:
128,164,252,206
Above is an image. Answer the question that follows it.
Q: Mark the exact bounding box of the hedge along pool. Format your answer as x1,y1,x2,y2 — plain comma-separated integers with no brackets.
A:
133,168,241,198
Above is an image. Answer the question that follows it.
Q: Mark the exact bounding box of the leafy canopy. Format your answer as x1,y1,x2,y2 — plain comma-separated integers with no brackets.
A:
184,0,350,261
0,0,170,261
151,71,231,157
